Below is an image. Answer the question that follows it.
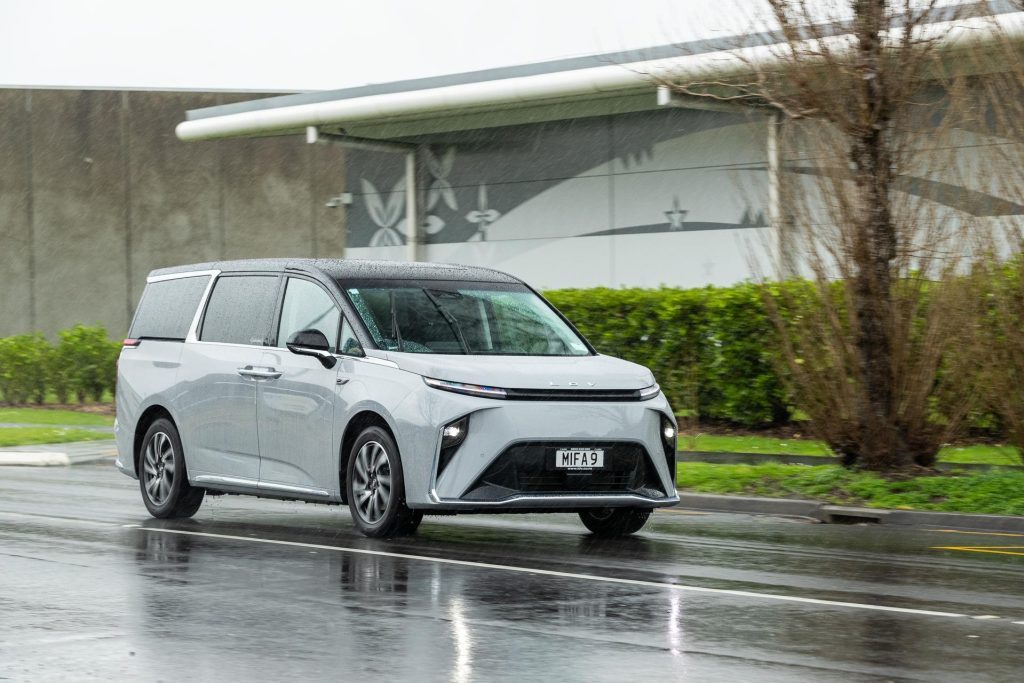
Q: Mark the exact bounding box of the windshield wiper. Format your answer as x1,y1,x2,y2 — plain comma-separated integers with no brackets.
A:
423,288,470,354
390,290,404,352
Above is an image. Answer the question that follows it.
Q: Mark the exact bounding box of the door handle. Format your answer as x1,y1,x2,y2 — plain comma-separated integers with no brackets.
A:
237,366,282,380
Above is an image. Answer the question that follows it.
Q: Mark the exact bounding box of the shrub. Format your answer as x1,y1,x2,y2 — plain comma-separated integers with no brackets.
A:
546,285,790,426
0,333,52,405
54,325,120,403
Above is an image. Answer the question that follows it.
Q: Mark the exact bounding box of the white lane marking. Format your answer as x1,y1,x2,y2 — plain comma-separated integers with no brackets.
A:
971,615,1001,620
134,526,968,619
1014,621,1024,625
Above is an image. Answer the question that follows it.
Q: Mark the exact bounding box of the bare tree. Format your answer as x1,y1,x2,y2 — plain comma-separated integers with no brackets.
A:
660,1,999,470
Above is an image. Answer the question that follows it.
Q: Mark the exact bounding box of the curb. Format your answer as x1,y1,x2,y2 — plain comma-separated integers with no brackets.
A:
0,452,72,467
675,491,1024,532
0,440,117,467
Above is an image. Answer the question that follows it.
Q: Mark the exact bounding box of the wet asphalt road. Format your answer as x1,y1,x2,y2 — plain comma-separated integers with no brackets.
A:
1,464,1023,682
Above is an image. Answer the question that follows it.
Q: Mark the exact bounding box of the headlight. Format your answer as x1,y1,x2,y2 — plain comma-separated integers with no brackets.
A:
638,383,661,400
424,376,507,399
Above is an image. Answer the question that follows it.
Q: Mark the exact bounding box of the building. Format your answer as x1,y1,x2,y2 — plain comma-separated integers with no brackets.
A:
2,4,1022,336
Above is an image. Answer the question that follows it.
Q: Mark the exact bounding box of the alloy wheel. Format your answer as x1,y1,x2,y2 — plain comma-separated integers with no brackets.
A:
352,440,392,524
143,431,176,505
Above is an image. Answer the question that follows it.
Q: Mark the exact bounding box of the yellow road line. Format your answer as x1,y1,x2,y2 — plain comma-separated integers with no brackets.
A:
933,529,1024,538
932,545,1024,557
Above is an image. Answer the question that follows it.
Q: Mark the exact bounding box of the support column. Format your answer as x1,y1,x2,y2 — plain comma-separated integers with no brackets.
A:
405,149,421,262
767,110,796,278
307,126,419,261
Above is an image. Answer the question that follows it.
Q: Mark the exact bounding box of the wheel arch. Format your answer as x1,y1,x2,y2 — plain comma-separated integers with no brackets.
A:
338,410,397,504
133,405,176,477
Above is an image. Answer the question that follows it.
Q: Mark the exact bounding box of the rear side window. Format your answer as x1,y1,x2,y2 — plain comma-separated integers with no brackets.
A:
130,275,210,341
200,275,279,346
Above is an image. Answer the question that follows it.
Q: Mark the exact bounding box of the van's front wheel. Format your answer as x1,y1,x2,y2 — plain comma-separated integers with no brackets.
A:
578,508,651,537
346,426,421,538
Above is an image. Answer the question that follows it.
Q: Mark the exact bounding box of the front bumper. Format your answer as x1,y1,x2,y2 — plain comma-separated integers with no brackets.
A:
396,390,678,510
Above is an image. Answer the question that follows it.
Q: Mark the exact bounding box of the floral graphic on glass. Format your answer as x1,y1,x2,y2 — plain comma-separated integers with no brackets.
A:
465,184,501,241
424,147,458,214
361,177,406,247
665,196,688,230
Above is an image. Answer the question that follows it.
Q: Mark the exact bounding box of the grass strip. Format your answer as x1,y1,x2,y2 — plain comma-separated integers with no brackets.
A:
0,408,114,427
677,462,1024,516
681,434,1021,466
0,427,114,448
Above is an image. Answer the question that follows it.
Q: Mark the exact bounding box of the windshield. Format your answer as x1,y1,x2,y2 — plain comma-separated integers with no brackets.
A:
344,282,591,356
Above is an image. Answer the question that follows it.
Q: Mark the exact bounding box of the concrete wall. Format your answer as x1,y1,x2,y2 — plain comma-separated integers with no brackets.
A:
0,89,346,338
4,88,1015,338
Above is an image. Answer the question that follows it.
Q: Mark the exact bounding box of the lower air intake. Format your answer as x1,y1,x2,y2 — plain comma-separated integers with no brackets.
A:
462,441,667,502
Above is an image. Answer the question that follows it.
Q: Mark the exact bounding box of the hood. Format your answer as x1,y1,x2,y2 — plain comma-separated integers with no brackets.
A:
382,353,655,391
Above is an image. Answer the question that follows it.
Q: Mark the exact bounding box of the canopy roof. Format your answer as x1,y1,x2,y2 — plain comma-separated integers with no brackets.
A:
176,3,1024,143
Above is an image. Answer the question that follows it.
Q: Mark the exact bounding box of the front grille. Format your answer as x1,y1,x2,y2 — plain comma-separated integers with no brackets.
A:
503,387,645,402
462,441,666,502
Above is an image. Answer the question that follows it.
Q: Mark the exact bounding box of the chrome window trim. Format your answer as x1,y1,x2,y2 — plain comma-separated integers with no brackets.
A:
353,354,399,369
147,269,220,284
184,270,222,342
187,339,269,350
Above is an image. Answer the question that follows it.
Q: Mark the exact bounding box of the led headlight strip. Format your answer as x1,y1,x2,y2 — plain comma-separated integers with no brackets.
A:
423,377,662,401
423,377,508,399
638,383,661,400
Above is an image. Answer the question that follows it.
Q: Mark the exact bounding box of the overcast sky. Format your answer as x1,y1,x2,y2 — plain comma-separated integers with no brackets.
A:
0,0,767,92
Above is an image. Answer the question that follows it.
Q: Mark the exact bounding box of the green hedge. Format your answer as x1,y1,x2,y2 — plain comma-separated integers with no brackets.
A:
0,324,120,405
546,284,789,426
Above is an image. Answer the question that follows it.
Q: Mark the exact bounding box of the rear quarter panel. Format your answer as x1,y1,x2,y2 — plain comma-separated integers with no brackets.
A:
115,340,186,477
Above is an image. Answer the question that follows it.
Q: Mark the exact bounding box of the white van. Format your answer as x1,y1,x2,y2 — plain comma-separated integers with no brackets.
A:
116,259,678,537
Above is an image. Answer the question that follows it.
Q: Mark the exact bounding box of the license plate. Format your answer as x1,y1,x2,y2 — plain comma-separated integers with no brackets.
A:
554,448,605,469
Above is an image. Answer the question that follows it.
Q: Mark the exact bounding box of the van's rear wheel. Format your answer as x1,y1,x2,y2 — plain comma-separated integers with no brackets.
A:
346,426,420,538
139,418,204,518
578,508,650,537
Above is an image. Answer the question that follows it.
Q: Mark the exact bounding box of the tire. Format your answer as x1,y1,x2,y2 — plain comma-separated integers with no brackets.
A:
578,508,651,537
139,418,204,519
346,425,420,538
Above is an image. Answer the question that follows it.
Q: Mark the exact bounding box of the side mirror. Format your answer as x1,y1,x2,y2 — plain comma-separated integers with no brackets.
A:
286,329,337,369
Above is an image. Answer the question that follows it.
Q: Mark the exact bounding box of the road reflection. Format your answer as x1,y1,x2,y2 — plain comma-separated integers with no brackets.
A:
121,517,976,681
125,520,683,679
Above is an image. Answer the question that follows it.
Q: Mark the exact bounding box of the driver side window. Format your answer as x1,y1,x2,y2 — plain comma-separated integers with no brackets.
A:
338,319,364,357
278,278,341,351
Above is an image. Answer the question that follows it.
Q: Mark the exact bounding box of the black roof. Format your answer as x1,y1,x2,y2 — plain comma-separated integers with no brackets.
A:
149,258,521,284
